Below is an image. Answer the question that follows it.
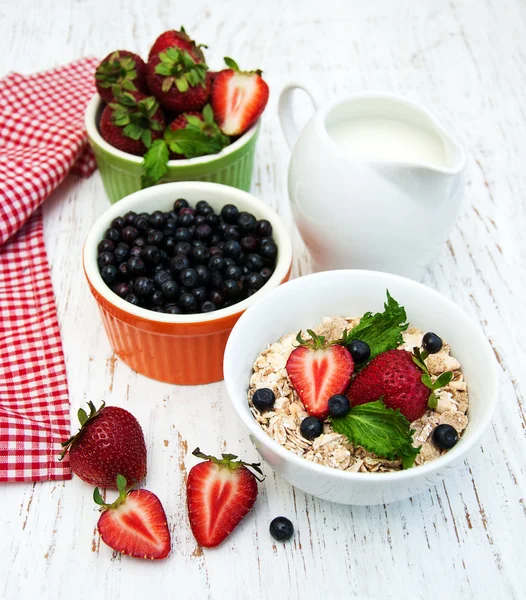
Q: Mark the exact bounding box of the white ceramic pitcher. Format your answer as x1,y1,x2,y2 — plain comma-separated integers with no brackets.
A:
279,85,467,280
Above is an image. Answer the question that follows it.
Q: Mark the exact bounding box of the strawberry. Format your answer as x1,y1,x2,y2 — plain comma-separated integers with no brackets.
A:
285,330,354,419
148,27,206,63
95,50,148,104
60,401,147,489
146,48,212,113
347,349,430,422
186,448,263,548
99,89,165,156
211,57,269,136
94,475,170,560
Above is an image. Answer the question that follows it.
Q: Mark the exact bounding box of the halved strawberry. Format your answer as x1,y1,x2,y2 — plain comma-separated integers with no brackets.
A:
286,330,354,419
186,448,263,548
94,475,170,560
211,57,269,136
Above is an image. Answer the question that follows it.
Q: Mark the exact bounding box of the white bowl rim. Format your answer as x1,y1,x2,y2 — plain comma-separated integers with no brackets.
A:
224,269,499,482
83,181,293,324
84,94,260,167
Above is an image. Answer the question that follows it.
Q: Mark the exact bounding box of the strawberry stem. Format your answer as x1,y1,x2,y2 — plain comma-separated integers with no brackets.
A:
93,474,129,510
294,329,333,350
192,447,265,482
59,401,105,460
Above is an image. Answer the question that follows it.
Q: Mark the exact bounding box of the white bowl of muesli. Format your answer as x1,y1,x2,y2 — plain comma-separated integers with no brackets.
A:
224,270,498,505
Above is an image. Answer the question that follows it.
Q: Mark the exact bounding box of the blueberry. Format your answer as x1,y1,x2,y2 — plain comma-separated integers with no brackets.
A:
191,245,210,264
174,241,192,255
193,287,208,304
174,227,192,243
161,279,180,299
148,230,164,245
192,240,205,247
201,301,216,312
195,264,211,285
347,340,371,363
164,237,177,256
240,236,258,252
134,236,146,247
111,216,125,230
150,211,166,228
153,270,171,289
244,272,265,290
164,219,178,236
237,212,257,233
127,256,145,275
260,267,273,281
125,293,141,306
269,517,294,542
165,304,182,314
98,239,115,253
223,240,243,260
134,215,149,231
180,292,197,313
124,211,137,225
142,245,161,265
173,198,189,212
129,246,143,257
300,416,323,440
422,332,443,354
210,233,221,245
178,212,195,227
223,279,241,299
196,200,213,215
259,237,273,247
100,265,117,284
208,246,223,257
209,255,225,272
118,262,129,278
171,254,190,274
205,214,220,229
328,394,351,417
113,282,131,298
210,290,224,307
225,264,243,280
246,253,264,271
223,224,240,241
98,251,115,267
104,228,120,242
151,290,165,306
196,224,213,240
133,277,154,297
195,215,206,225
210,271,223,290
114,245,129,263
256,220,272,237
260,241,278,262
252,388,275,412
220,204,239,224
180,268,199,288
432,424,459,449
179,207,196,217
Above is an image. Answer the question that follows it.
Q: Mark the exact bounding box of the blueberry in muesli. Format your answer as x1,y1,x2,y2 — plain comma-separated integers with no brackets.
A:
97,200,278,314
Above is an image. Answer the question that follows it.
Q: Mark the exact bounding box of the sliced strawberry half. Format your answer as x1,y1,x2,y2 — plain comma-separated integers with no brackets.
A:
95,475,170,560
211,57,269,136
186,448,263,548
286,330,354,419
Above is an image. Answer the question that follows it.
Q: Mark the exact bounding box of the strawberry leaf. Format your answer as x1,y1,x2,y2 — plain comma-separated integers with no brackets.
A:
93,487,105,506
224,56,240,70
123,123,144,141
141,139,169,188
330,399,420,468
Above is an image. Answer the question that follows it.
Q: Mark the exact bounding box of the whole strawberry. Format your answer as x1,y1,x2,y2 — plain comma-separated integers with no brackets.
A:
187,448,263,548
100,90,165,156
146,47,212,113
286,330,354,419
148,27,206,63
347,349,429,422
60,402,147,489
95,50,148,104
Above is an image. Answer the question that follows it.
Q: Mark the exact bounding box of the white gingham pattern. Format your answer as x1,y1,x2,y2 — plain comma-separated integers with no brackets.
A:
0,58,99,482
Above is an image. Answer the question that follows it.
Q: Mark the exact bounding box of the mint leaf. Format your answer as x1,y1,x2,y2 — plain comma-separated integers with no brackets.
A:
433,371,453,389
342,291,408,362
421,373,434,390
141,139,169,188
164,127,229,159
330,399,420,468
428,391,438,410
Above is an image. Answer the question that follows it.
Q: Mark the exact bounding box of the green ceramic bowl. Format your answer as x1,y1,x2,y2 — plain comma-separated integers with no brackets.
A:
84,94,260,204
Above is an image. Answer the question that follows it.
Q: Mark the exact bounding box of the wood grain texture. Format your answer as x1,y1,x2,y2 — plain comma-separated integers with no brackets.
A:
0,0,525,598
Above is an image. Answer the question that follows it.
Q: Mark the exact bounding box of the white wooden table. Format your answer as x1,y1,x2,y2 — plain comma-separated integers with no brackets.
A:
1,1,525,598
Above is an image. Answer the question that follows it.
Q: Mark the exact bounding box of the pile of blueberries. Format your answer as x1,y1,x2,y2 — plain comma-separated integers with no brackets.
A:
96,198,278,314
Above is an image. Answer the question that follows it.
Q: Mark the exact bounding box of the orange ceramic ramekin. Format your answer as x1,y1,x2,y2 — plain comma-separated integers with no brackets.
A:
83,182,293,385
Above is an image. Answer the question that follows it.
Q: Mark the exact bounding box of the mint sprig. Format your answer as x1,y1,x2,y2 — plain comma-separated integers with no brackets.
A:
141,139,169,188
330,399,420,469
339,291,408,365
412,347,453,409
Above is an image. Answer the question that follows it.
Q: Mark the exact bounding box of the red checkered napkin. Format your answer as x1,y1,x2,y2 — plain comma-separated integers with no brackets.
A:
0,58,99,482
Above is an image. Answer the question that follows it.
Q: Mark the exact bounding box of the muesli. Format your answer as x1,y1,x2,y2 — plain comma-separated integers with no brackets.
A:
248,292,468,472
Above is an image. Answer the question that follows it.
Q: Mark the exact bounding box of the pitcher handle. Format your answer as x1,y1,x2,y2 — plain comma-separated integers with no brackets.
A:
278,82,321,150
